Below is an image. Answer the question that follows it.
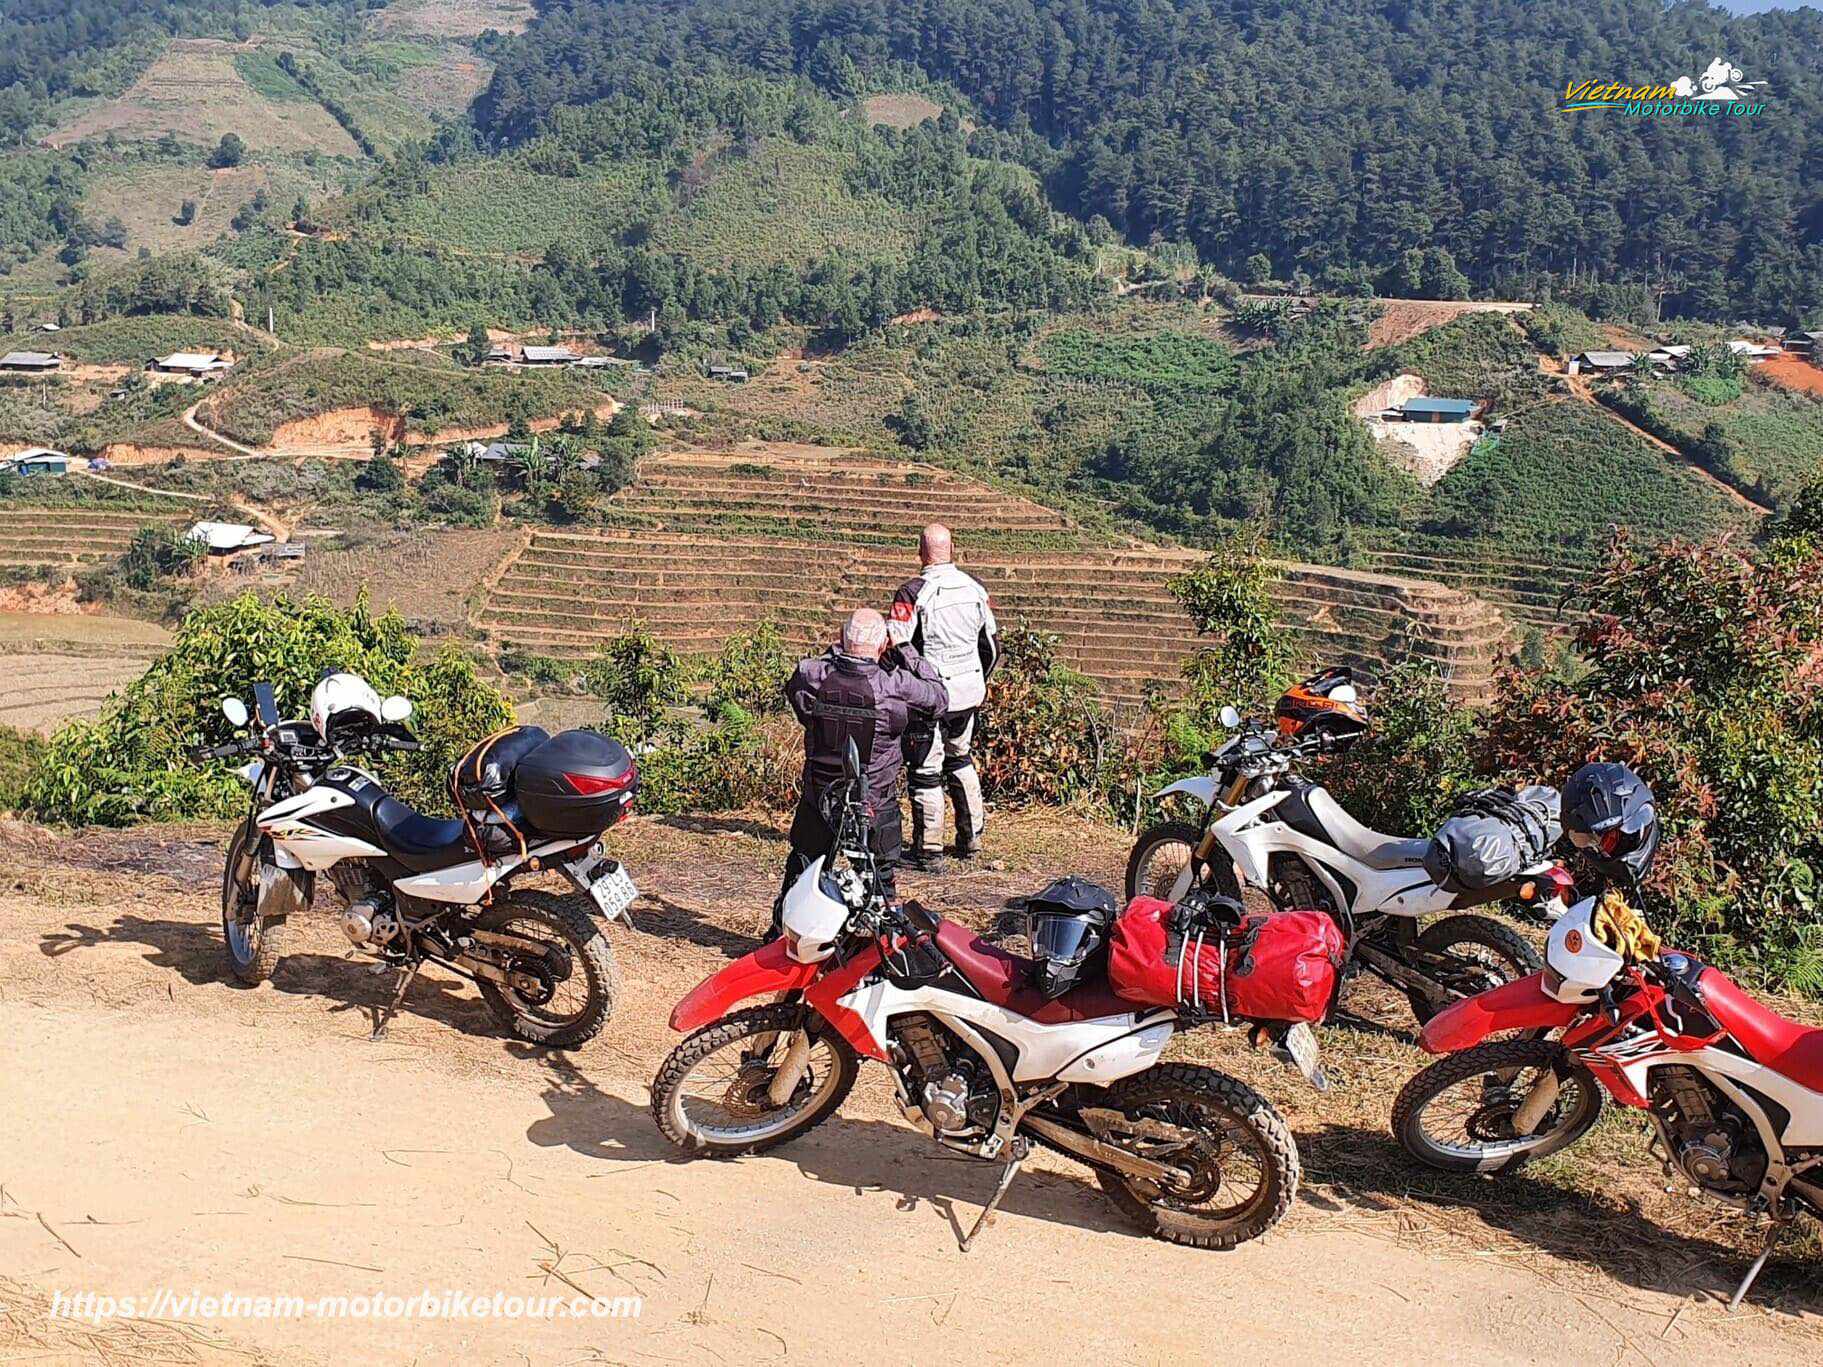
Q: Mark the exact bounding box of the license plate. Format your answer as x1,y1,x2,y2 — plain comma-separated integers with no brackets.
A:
1281,1022,1329,1092
587,861,638,920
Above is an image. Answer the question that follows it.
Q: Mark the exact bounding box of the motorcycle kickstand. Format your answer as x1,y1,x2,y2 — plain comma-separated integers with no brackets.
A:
371,958,422,1041
958,1139,1029,1253
1728,1220,1783,1312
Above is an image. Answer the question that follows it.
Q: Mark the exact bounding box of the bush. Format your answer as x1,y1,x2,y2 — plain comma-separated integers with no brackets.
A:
581,624,687,746
1318,663,1479,837
0,724,43,812
975,625,1112,805
1165,534,1299,740
701,620,794,718
26,593,511,825
118,524,205,589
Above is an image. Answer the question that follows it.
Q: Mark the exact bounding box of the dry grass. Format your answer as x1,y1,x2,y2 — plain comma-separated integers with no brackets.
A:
374,0,535,38
0,1273,284,1364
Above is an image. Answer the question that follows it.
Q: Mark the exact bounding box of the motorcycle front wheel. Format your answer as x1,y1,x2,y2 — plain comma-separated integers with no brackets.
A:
1126,821,1240,904
474,890,619,1048
652,1003,858,1157
1088,1063,1299,1249
1392,1037,1603,1173
221,820,284,986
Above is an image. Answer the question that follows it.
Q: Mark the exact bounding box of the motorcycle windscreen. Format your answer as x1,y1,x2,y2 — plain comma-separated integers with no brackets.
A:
669,938,821,1033
1418,972,1580,1054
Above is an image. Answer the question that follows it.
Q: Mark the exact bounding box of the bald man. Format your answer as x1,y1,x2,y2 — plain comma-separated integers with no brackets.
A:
773,607,948,930
890,524,999,869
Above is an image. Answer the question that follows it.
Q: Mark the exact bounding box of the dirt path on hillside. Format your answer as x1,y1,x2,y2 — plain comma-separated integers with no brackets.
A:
1,815,1817,1365
1560,371,1772,517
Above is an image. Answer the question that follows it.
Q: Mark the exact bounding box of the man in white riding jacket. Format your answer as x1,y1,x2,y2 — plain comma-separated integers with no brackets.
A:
889,523,1000,868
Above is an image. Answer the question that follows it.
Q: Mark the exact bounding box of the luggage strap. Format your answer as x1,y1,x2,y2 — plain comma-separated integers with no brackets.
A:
452,726,529,872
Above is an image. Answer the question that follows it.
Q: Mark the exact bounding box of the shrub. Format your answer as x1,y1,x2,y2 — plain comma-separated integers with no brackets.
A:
582,624,687,746
26,593,511,825
974,625,1112,806
0,724,43,812
118,525,204,589
1318,663,1480,836
701,620,794,718
1166,533,1299,737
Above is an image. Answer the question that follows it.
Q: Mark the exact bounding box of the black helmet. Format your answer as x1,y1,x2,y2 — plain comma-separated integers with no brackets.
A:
1562,762,1659,887
1018,876,1118,999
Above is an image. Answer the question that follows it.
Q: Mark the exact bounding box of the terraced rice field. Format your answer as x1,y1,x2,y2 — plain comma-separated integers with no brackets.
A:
1361,543,1596,638
0,507,192,572
478,450,1512,706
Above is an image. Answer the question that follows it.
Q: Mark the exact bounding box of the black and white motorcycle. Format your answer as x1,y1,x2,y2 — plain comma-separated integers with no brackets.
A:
192,672,637,1046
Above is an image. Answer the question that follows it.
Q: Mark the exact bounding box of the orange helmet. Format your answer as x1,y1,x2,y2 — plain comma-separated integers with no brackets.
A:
1274,667,1368,749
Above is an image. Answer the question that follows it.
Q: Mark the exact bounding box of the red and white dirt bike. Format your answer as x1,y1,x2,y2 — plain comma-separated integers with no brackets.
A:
1393,891,1823,1308
650,743,1319,1251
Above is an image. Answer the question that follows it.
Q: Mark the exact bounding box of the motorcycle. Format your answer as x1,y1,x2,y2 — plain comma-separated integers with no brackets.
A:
1128,706,1569,1022
1393,891,1823,1309
651,741,1320,1252
191,680,635,1046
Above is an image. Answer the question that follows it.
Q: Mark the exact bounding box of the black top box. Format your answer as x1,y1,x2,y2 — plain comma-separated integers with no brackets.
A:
513,729,639,837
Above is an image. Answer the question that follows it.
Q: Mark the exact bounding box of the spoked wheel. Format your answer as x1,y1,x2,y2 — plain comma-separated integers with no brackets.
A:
1405,914,1543,1024
1087,1064,1298,1248
1393,1038,1603,1173
474,890,618,1048
652,1003,858,1157
1126,822,1238,904
221,820,284,986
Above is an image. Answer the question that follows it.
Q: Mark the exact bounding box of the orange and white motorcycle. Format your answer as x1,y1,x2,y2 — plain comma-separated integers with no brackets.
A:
1394,891,1823,1308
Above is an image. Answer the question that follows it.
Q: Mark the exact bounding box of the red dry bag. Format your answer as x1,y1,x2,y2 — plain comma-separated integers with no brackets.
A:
1107,896,1343,1024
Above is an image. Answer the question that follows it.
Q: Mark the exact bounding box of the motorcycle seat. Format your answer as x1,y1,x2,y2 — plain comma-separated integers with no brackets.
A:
371,796,483,874
1299,786,1431,871
929,917,1138,1025
1697,967,1823,1093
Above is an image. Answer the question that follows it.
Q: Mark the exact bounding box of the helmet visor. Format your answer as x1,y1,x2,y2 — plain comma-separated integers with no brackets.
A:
1030,914,1099,965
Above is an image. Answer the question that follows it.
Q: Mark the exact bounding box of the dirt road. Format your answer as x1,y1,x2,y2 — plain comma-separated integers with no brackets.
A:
1,814,1817,1365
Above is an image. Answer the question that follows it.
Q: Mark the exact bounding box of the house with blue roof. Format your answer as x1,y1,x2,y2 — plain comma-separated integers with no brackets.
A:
1396,396,1481,424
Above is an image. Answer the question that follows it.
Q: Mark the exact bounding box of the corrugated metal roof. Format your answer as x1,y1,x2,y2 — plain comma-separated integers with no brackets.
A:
158,352,228,369
1577,351,1635,366
522,345,579,362
1402,397,1478,414
0,350,59,366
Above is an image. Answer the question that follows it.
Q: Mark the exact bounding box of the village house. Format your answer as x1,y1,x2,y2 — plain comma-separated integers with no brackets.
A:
149,352,234,379
1729,339,1781,363
482,345,517,366
1644,344,1692,370
521,345,581,367
1396,396,1480,424
0,350,62,373
1780,330,1823,355
0,447,70,477
707,364,749,383
1567,350,1635,376
186,521,275,555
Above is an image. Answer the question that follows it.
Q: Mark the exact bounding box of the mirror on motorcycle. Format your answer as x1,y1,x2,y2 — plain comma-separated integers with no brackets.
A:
1219,705,1241,730
221,697,249,728
842,737,862,783
380,695,413,724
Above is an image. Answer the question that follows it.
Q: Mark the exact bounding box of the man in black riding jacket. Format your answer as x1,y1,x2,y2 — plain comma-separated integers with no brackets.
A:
771,607,949,933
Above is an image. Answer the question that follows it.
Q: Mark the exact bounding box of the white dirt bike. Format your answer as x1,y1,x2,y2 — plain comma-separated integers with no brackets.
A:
192,679,637,1046
1128,706,1568,1023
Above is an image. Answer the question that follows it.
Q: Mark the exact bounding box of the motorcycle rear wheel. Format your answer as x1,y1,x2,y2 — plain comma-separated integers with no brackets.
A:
474,890,618,1048
221,820,284,986
1404,913,1542,1024
652,1003,858,1157
1089,1063,1298,1249
1393,1037,1602,1174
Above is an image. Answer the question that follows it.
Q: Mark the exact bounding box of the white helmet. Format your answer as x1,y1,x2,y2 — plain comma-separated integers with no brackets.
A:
780,857,852,964
309,671,383,746
1543,897,1626,1003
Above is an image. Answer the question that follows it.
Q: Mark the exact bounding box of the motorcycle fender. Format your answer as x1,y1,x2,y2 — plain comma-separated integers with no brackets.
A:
669,939,821,1033
1152,775,1218,806
1418,972,1580,1054
1208,787,1289,887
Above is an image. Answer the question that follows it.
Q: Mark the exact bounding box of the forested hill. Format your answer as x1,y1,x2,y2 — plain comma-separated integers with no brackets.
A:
477,0,1823,323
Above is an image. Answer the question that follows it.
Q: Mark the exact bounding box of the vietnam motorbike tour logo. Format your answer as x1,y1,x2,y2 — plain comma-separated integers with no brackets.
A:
1560,56,1768,117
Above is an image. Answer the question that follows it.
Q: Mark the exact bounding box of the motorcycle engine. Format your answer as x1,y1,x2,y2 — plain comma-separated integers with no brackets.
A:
1649,1065,1767,1197
1267,854,1337,916
327,865,400,950
895,1014,1001,1137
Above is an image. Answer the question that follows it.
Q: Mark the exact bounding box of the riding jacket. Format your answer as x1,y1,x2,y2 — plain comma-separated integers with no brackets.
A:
888,562,1000,713
785,645,949,812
